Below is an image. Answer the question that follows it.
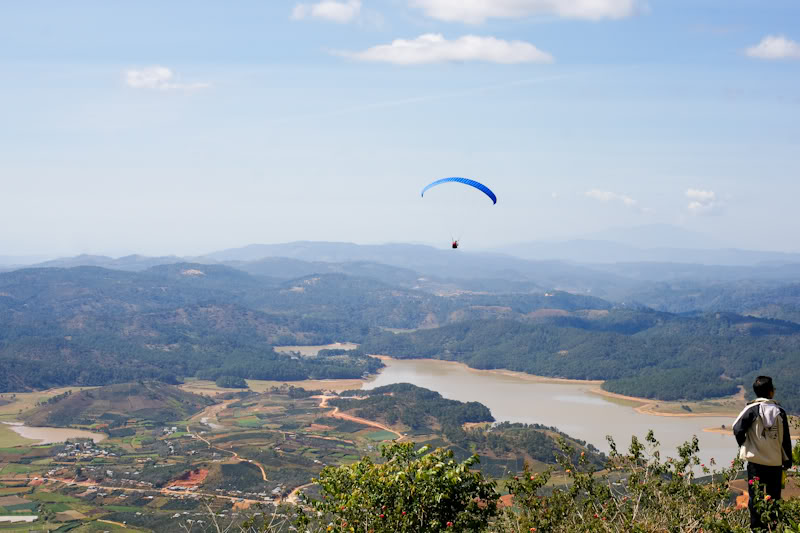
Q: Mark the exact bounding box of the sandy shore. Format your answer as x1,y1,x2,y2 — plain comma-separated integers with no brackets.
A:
589,388,740,419
703,425,800,439
370,355,604,385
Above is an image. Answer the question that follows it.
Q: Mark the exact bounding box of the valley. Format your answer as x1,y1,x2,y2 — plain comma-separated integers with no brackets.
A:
1,243,800,530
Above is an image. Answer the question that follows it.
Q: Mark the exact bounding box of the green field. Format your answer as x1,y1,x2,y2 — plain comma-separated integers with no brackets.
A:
235,417,263,428
0,426,35,448
75,521,149,532
0,522,54,533
0,464,39,475
0,388,97,421
0,488,30,496
102,505,146,513
363,430,397,442
28,492,82,504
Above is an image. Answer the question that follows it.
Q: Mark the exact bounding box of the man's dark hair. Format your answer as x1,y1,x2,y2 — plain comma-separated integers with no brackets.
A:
753,376,774,398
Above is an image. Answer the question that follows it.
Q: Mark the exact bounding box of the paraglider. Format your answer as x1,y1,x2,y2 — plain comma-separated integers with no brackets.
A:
420,177,497,205
421,177,496,249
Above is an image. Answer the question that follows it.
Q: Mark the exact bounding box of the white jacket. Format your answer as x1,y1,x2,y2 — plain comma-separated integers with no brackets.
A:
732,398,792,468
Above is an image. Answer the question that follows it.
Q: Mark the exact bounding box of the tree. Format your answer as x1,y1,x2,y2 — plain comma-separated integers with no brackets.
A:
215,376,248,389
296,442,498,533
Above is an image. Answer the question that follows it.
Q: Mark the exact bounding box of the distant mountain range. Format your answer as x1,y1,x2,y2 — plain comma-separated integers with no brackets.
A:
4,239,800,297
16,253,190,271
4,225,799,271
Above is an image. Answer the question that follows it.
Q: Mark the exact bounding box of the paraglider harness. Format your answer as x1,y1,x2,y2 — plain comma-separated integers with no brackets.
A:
451,240,459,249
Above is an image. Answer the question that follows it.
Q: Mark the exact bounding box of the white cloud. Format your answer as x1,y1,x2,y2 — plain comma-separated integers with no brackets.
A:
585,189,638,207
336,34,554,65
685,188,721,215
124,66,209,90
745,35,800,60
292,0,361,23
686,188,715,202
410,0,641,23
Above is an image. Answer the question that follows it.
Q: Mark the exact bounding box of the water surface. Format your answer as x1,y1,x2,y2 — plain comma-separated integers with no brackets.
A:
364,358,738,469
3,423,106,445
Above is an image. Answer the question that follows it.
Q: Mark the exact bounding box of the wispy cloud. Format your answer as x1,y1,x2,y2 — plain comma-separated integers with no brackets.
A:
336,34,554,65
124,66,210,90
686,188,722,215
585,189,653,213
410,0,642,24
292,0,361,23
745,35,800,60
585,189,638,207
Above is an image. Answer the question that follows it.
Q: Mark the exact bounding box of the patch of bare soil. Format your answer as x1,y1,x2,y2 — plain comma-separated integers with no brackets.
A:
170,468,209,488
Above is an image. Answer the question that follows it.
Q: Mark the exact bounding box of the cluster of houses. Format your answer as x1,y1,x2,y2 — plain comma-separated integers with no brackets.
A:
55,441,115,460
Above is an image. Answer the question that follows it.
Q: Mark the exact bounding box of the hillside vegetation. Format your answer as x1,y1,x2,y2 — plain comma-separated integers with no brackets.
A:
22,381,215,427
4,262,800,413
0,265,604,392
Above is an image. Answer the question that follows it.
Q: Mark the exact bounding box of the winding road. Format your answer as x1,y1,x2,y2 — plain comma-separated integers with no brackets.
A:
316,395,404,440
187,401,269,482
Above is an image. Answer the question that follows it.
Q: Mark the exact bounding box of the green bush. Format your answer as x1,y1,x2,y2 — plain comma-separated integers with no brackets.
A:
216,375,248,389
241,433,800,533
297,442,498,532
499,432,749,532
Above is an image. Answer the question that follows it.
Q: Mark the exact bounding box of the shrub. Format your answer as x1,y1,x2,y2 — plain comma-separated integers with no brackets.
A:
216,376,248,389
296,442,498,532
499,432,749,532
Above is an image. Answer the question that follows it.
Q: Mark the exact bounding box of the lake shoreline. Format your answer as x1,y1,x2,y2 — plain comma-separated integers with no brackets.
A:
589,388,739,419
369,355,742,422
362,356,744,465
370,355,604,385
2,421,107,445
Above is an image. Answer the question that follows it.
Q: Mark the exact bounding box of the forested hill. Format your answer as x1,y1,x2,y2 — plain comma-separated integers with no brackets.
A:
0,265,608,392
362,312,800,413
335,383,494,431
5,264,800,411
22,381,215,427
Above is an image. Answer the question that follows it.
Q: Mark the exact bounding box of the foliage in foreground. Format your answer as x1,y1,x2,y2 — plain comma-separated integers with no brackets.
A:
178,435,800,533
498,432,748,532
288,435,800,533
297,442,498,532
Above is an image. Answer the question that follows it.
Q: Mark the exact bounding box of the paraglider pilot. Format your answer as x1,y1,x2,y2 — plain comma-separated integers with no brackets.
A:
451,240,459,249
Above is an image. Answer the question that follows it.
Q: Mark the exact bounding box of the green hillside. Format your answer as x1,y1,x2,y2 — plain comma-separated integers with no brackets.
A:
22,381,216,427
0,265,606,392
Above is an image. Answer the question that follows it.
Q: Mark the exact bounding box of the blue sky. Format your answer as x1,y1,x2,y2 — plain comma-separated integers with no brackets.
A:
1,0,799,256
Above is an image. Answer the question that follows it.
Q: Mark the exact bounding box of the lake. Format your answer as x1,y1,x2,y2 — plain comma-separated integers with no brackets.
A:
2,422,106,445
363,358,740,469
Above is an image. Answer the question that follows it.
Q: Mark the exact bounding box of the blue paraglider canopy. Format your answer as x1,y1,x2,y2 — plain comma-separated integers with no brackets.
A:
420,177,497,205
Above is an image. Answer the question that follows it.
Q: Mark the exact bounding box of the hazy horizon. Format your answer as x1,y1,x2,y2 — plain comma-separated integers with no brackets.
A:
6,222,800,268
3,1,799,257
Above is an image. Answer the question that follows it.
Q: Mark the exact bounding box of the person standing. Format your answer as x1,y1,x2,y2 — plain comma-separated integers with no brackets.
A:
733,375,793,530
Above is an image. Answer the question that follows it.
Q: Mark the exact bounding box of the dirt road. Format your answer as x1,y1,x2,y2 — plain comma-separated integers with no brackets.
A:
188,424,268,482
316,395,404,441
